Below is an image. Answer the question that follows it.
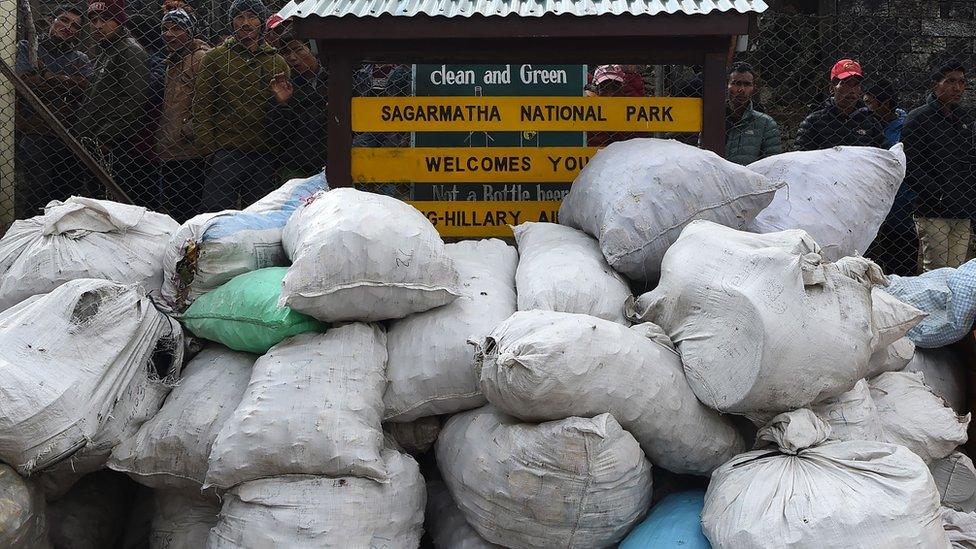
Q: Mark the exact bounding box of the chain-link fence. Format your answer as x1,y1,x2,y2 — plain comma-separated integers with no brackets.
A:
0,2,973,276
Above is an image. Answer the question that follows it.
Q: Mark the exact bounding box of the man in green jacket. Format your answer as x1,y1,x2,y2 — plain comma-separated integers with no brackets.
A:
193,0,289,211
724,62,781,165
80,0,152,201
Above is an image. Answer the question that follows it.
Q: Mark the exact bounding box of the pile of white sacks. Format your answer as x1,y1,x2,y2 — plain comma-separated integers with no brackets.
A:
0,138,974,548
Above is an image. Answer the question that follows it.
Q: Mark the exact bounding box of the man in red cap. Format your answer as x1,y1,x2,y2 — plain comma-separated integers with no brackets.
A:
78,0,152,202
794,59,884,150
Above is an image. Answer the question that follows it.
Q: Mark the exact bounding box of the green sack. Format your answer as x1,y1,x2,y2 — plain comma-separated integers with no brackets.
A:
182,267,326,354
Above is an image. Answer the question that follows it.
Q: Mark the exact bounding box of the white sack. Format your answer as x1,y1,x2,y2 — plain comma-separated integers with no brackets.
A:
206,325,388,488
280,188,459,322
426,480,501,549
870,336,916,373
150,491,220,549
385,416,441,456
748,144,907,261
702,409,950,549
207,448,425,549
384,239,516,422
869,371,970,463
810,379,886,442
513,222,631,323
160,173,327,312
932,452,976,513
477,310,743,475
436,406,653,549
627,220,903,414
944,507,976,549
558,138,782,280
0,465,49,549
0,279,181,474
0,197,177,312
47,471,136,549
109,346,255,491
906,347,967,412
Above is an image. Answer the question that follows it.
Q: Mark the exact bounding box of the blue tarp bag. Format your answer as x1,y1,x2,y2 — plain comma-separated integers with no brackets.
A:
619,490,711,549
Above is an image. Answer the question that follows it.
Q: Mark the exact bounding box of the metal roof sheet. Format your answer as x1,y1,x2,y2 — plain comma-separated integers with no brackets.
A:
277,0,768,20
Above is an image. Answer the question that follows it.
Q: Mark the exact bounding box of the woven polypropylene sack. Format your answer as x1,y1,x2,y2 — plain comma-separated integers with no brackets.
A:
206,448,425,549
47,472,137,549
384,239,516,422
0,465,49,549
477,310,744,475
869,371,970,464
809,379,886,443
942,507,976,548
206,325,388,488
109,346,255,492
748,144,907,261
559,138,782,281
181,267,326,354
628,221,899,415
426,480,501,549
905,347,967,412
0,279,180,474
931,452,976,513
150,491,220,549
513,222,631,324
436,406,653,549
280,188,460,322
0,197,178,312
883,259,976,348
160,173,328,313
701,409,950,549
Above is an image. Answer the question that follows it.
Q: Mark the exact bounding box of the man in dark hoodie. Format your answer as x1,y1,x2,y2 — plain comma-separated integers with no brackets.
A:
271,36,328,181
794,59,885,151
14,4,94,215
157,8,210,221
902,60,975,271
79,0,152,203
193,0,290,211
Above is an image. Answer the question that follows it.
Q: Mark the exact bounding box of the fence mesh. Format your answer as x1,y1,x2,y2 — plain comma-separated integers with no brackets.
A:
0,2,973,276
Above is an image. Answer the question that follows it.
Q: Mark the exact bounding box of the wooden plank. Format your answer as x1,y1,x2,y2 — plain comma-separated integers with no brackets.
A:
700,51,727,156
352,147,598,183
324,49,353,187
408,200,562,238
352,96,702,132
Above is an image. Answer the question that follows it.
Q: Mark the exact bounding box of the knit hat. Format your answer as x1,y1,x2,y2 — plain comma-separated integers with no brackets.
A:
51,3,84,19
228,0,269,29
161,8,194,36
88,0,126,24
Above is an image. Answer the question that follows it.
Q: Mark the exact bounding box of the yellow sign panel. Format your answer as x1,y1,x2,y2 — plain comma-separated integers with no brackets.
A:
352,96,702,132
352,147,598,183
409,200,562,238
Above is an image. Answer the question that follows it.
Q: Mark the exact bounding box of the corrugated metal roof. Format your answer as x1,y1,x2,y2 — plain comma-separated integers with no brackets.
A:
277,0,768,20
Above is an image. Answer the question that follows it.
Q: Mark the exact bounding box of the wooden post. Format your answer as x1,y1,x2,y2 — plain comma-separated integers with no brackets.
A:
324,48,352,188
700,51,727,157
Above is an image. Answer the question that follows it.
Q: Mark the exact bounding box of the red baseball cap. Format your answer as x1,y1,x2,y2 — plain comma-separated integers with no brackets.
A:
830,59,863,81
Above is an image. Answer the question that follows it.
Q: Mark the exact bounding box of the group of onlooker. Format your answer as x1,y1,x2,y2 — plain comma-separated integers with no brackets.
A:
14,0,331,222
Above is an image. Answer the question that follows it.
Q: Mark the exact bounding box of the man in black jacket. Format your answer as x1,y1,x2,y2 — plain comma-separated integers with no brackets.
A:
902,61,975,271
794,59,885,150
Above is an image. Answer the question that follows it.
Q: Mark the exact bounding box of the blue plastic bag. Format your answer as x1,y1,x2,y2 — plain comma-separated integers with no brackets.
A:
619,490,711,549
884,259,976,348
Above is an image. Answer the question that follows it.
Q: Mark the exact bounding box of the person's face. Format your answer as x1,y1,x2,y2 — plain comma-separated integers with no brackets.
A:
161,0,192,13
49,11,83,42
832,76,863,110
727,70,755,109
232,11,261,42
933,70,966,106
161,21,191,52
282,40,316,75
90,14,121,41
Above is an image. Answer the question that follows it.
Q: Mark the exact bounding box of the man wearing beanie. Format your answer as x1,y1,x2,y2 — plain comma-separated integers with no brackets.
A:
193,0,290,210
157,8,210,221
14,4,94,216
78,0,152,201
